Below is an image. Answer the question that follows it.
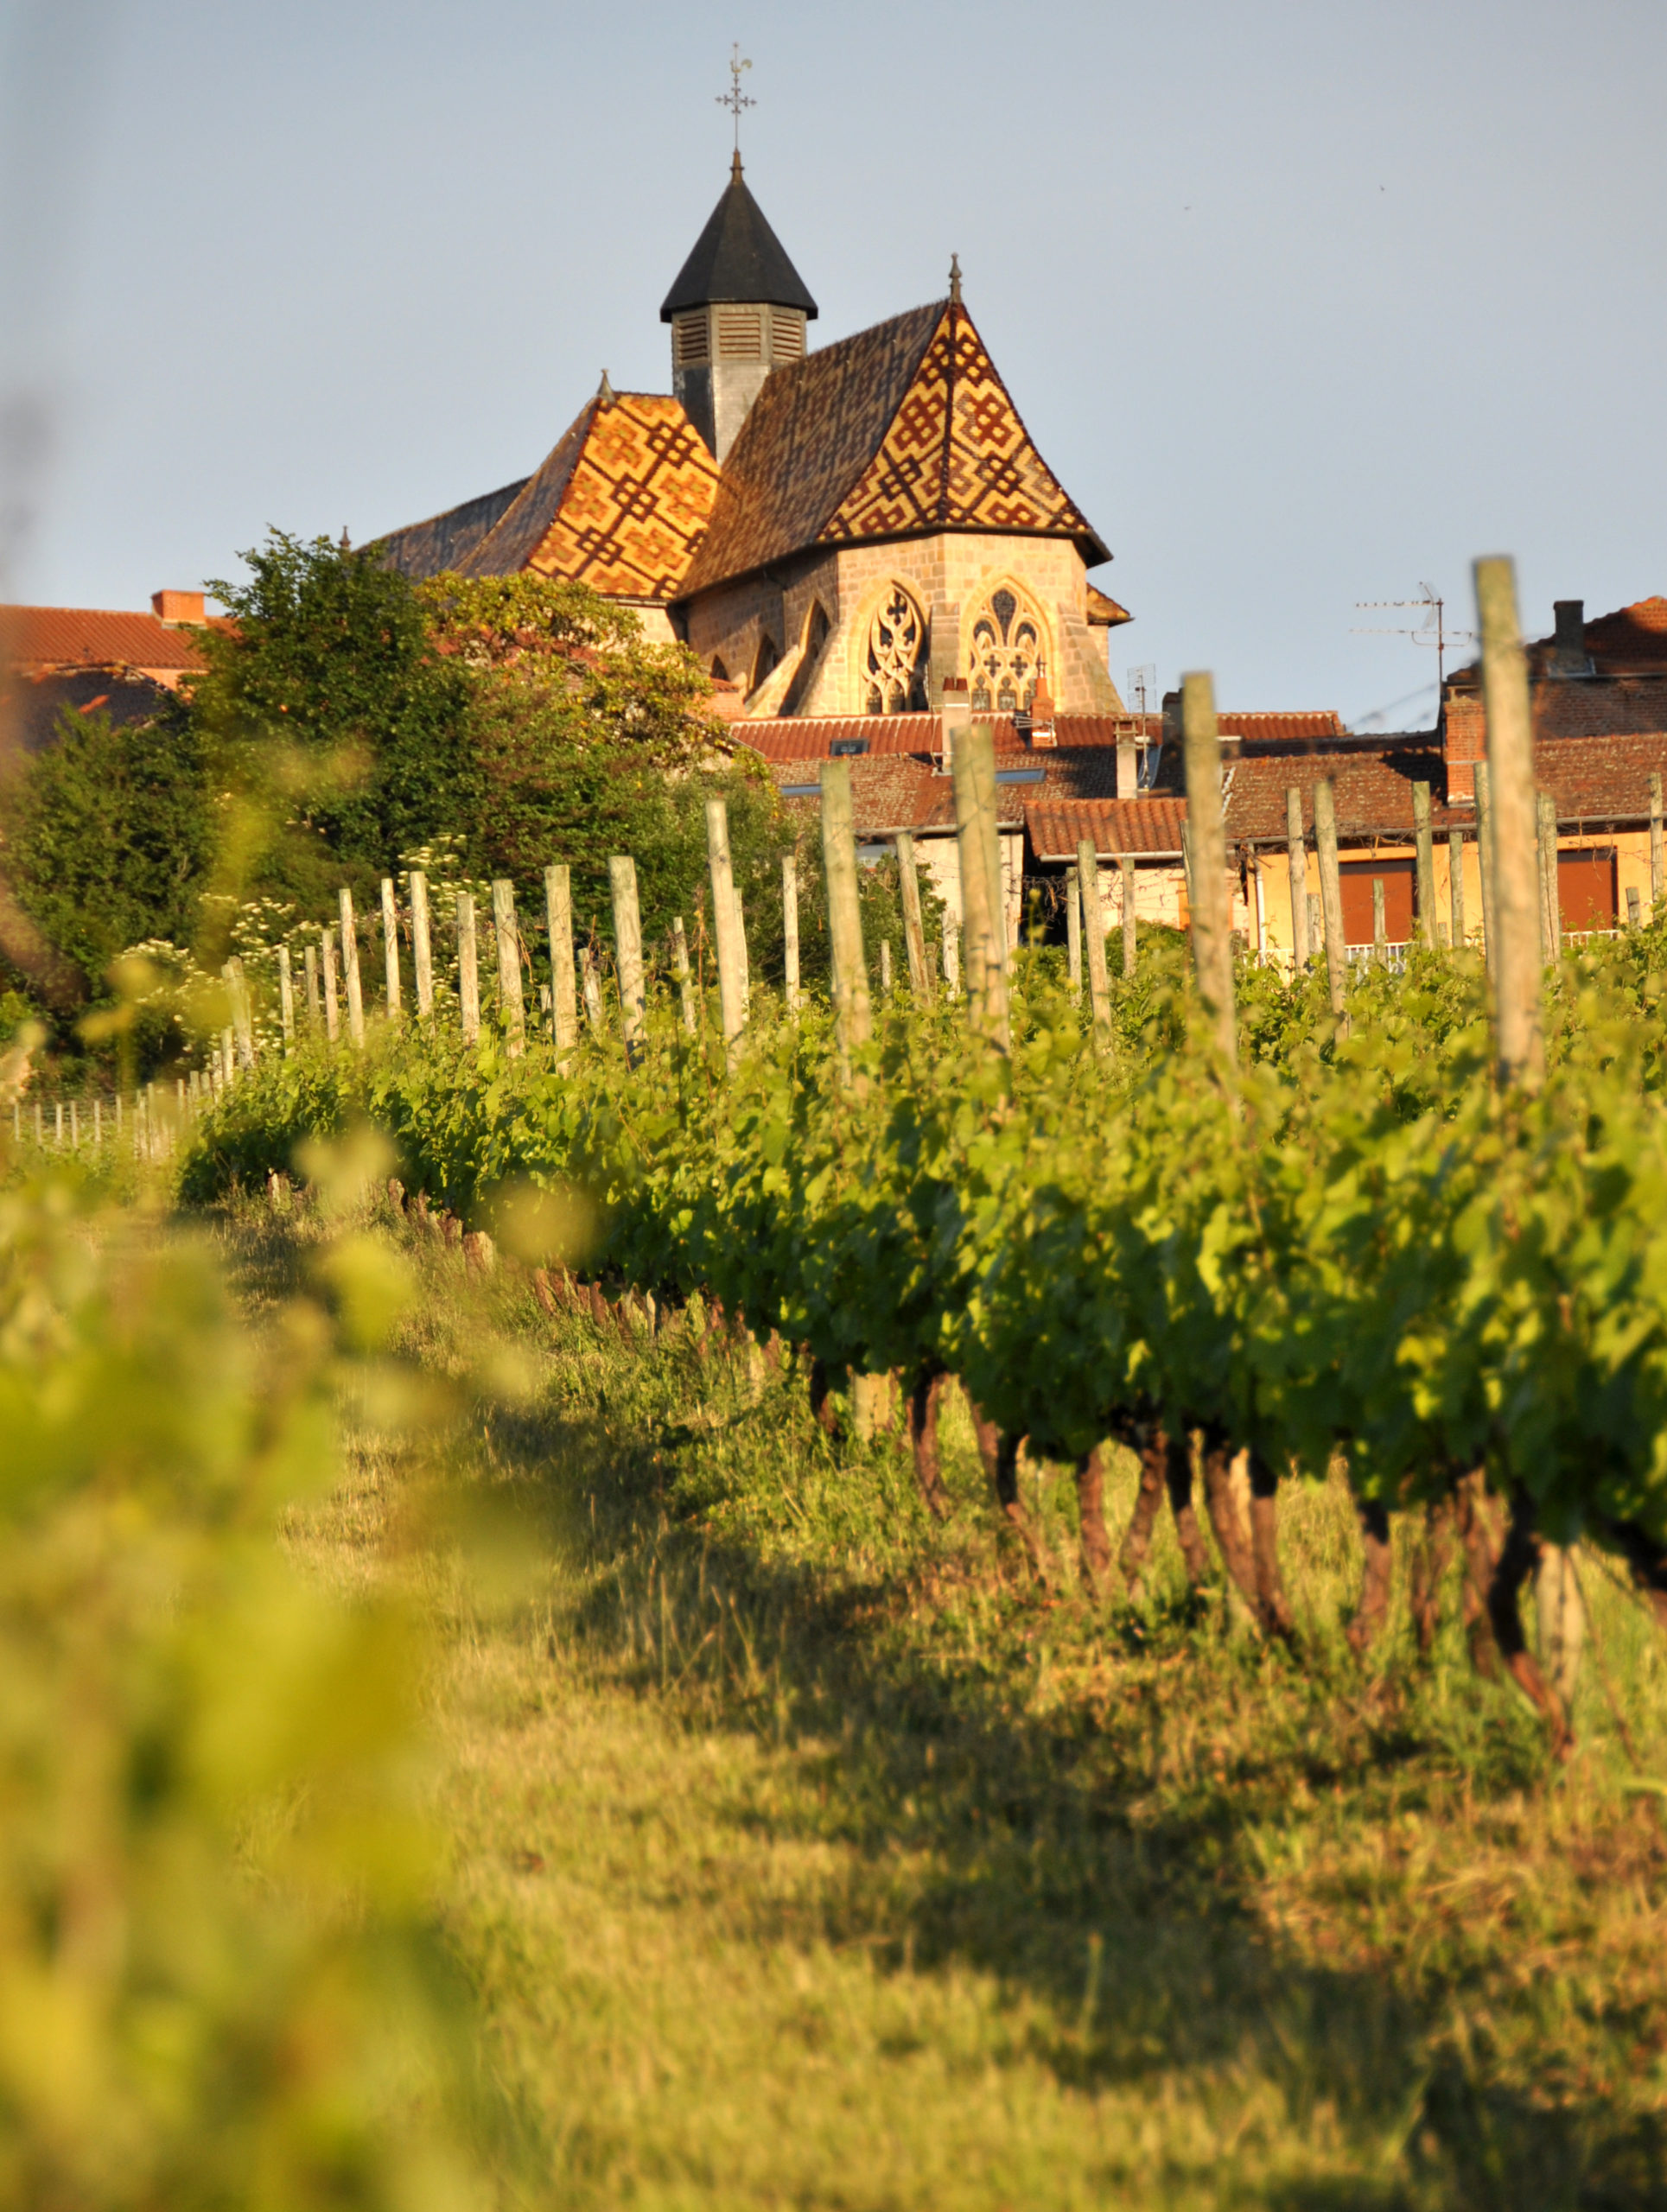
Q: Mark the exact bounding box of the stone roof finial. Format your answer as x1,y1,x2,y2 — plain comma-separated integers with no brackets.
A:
948,252,963,306
597,370,615,409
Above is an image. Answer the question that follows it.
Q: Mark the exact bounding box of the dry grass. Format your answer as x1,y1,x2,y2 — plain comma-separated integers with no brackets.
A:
217,1192,1667,2210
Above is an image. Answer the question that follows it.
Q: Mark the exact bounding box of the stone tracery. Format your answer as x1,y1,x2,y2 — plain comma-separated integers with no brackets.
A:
967,582,1047,713
864,583,928,714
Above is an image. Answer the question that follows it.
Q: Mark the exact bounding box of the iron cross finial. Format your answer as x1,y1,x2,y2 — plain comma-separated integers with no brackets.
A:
717,43,754,160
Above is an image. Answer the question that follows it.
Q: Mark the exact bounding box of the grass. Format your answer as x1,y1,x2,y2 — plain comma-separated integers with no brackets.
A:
218,1189,1667,2210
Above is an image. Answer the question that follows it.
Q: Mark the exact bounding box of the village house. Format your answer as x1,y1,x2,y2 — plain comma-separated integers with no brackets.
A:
0,590,214,754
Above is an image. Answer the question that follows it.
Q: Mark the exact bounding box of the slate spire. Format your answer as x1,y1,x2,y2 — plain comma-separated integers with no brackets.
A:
660,163,818,322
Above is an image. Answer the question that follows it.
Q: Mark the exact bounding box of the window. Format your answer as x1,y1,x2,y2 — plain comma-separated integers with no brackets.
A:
864,584,928,714
749,633,779,696
716,307,762,359
781,601,830,716
674,314,709,367
995,765,1046,785
830,737,868,757
968,584,1047,714
709,655,729,681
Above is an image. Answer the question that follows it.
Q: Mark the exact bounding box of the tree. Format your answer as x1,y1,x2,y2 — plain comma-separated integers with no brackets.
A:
190,531,479,906
3,703,212,997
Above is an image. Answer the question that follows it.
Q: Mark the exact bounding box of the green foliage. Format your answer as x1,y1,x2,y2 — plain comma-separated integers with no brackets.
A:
0,1146,487,2209
182,931,1667,1588
193,531,480,903
2,705,212,1002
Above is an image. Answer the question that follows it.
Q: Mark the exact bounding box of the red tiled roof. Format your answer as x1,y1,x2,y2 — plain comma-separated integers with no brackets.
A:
1221,733,1667,843
1,604,215,673
1215,709,1346,745
1582,596,1667,671
1026,798,1188,860
768,746,1129,836
735,711,1155,761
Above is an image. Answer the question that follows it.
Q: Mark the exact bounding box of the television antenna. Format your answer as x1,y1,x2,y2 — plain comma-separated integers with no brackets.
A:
1125,663,1157,716
1352,583,1475,690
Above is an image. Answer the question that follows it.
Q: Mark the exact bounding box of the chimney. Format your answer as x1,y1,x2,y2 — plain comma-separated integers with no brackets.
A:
1443,691,1485,804
1028,682,1057,749
152,588,207,626
1550,598,1591,676
938,677,970,773
1117,732,1139,798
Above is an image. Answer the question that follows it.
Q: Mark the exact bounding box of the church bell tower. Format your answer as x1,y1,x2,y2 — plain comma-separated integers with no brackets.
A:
660,153,818,463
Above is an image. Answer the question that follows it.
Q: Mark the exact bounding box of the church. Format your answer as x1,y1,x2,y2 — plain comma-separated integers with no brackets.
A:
378,155,1131,726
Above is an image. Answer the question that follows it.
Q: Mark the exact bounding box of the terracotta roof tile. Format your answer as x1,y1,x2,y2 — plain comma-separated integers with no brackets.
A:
2,604,213,674
1026,798,1188,860
734,711,1148,761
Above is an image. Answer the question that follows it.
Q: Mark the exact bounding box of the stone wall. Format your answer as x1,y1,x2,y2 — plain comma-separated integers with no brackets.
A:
678,532,1123,717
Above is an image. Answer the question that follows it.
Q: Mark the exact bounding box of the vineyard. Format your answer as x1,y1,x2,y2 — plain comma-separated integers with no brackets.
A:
174,617,1667,1758
10,575,1667,2204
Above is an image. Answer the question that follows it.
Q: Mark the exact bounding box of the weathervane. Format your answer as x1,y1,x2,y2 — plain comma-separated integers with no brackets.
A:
717,42,754,162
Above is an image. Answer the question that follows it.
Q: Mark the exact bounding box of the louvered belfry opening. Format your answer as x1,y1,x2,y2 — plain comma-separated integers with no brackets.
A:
661,158,818,461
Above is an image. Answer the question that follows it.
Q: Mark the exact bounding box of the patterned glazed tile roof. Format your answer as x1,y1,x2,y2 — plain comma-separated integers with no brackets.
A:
2,603,213,674
680,300,1109,595
375,479,530,581
379,392,721,603
1026,798,1189,860
1086,585,1132,626
660,159,818,320
767,746,1132,838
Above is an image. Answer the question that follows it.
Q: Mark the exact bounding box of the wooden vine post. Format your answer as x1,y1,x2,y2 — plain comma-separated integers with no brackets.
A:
733,882,750,1013
456,891,480,1046
1120,854,1137,977
705,797,748,1061
1475,556,1544,1088
1448,829,1467,947
321,927,341,1043
1371,878,1387,957
491,880,525,1054
380,877,402,1019
671,916,697,1034
1180,673,1237,1065
1065,861,1082,1001
818,760,872,1082
1536,791,1562,963
1473,759,1498,958
338,889,366,1047
580,946,603,1033
1076,838,1112,1045
410,869,434,1018
609,855,646,1060
1651,771,1664,907
781,854,801,1013
1412,781,1438,949
1312,779,1349,1030
277,944,295,1052
544,863,578,1051
1285,787,1310,969
303,942,321,1029
951,721,1009,1054
895,830,932,1002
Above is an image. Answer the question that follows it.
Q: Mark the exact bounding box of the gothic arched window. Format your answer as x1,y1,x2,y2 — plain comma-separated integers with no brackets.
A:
968,584,1047,714
864,584,928,714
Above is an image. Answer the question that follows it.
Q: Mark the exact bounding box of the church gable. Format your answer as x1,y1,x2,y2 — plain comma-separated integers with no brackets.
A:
460,391,721,602
823,302,1104,557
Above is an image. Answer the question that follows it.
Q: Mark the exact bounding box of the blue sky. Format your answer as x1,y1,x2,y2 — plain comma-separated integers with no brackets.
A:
3,0,1663,726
